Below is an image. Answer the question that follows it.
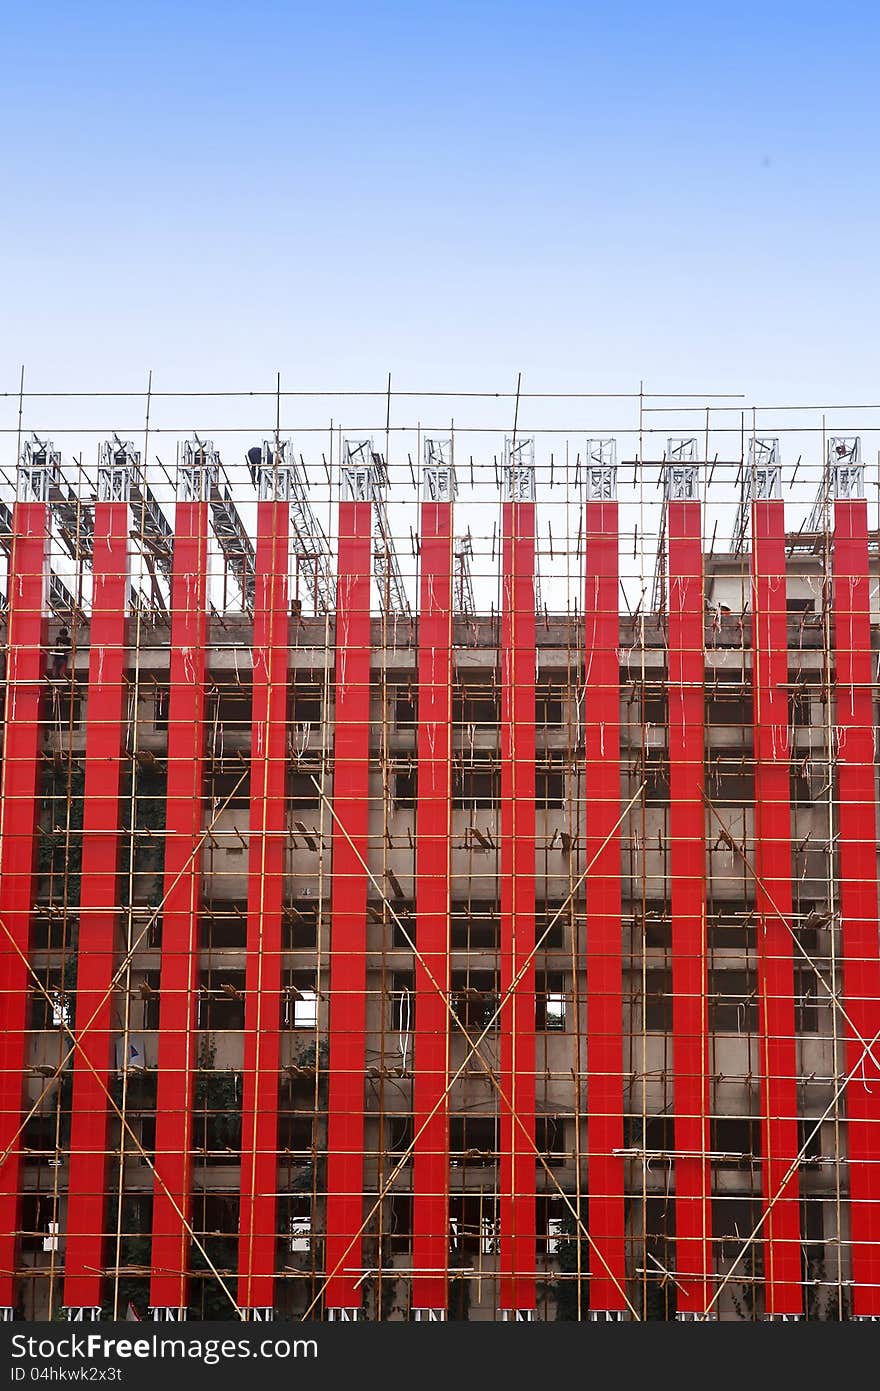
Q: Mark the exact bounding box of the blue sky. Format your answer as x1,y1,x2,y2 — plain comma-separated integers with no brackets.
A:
2,0,878,403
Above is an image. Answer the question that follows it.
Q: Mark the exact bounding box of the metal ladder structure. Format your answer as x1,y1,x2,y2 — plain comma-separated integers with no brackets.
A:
343,438,411,620
247,442,335,614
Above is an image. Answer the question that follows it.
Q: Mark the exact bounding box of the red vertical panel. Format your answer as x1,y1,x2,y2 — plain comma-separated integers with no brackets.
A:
63,503,131,1309
667,500,712,1314
499,499,536,1314
412,500,453,1314
584,500,626,1312
149,500,209,1312
832,500,880,1317
324,500,371,1311
0,502,48,1310
750,501,802,1314
238,500,289,1310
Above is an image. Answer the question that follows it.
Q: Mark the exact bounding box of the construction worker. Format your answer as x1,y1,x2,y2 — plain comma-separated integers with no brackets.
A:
50,626,71,679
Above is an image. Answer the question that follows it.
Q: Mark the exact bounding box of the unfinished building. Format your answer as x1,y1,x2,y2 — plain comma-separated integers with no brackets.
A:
0,388,878,1321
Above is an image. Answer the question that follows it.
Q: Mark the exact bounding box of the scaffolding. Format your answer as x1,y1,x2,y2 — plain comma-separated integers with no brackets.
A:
0,382,879,1323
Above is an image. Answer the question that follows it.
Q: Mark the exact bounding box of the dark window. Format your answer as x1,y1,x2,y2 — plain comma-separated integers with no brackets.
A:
277,1113,313,1155
450,1115,498,1165
643,752,670,803
201,905,248,949
292,683,322,725
139,1114,156,1160
284,904,319,949
642,967,672,1031
535,763,566,808
449,1195,499,1257
154,686,170,730
641,688,667,726
451,907,498,950
795,969,819,1033
540,1194,573,1257
536,684,565,727
451,971,498,1030
709,969,757,1033
30,969,74,1030
376,900,415,950
713,1194,762,1264
198,970,246,1029
706,686,751,726
453,762,499,809
23,1115,58,1156
536,1115,566,1164
710,1116,761,1166
536,972,566,1031
636,905,671,949
207,683,252,731
208,769,250,809
193,1090,242,1165
643,1196,677,1319
786,597,815,614
394,688,417,728
537,906,566,950
801,1197,825,1268
394,768,417,808
454,684,500,727
708,913,756,949
31,915,69,951
793,922,820,955
387,1113,414,1159
20,1194,59,1255
798,1117,822,1163
387,1193,412,1254
194,1192,240,1236
289,770,322,809
706,760,754,804
120,1195,152,1236
641,1114,675,1154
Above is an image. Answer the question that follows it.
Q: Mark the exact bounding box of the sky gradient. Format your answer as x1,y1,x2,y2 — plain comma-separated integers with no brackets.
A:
2,1,878,404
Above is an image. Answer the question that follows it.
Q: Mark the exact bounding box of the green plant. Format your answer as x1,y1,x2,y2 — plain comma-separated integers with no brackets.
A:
101,1197,152,1319
448,1238,472,1321
103,1234,152,1320
194,1037,242,1155
119,767,167,910
552,1202,590,1320
729,1244,763,1321
641,1273,677,1321
189,1237,239,1320
38,767,84,904
805,1256,850,1321
288,1039,329,1075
